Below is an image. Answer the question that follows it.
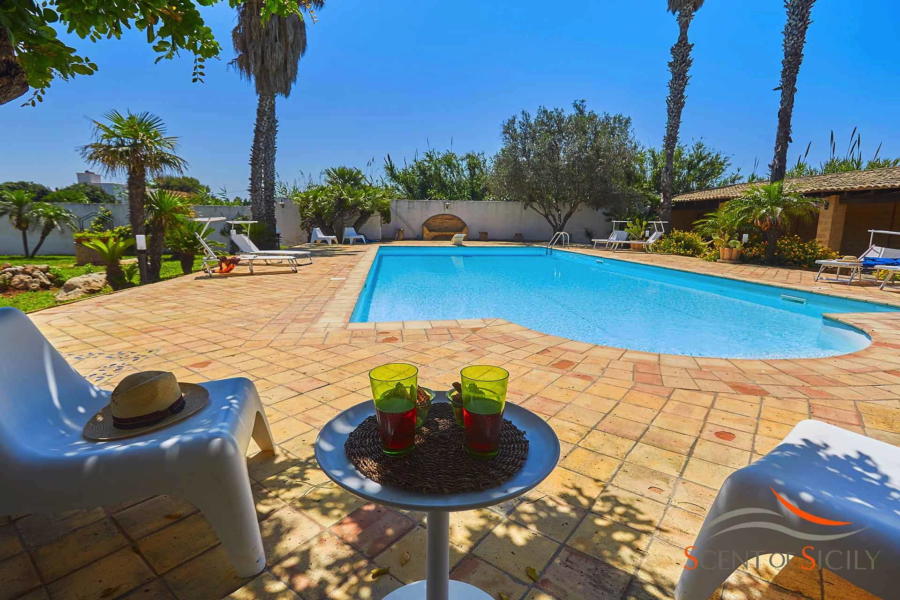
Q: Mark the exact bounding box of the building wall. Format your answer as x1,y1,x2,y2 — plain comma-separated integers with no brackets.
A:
842,201,900,255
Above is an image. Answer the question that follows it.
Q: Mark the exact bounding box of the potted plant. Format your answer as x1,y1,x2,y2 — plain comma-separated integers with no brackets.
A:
727,239,743,261
625,218,649,250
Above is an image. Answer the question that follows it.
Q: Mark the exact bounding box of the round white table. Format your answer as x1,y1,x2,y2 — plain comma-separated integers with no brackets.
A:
315,394,560,600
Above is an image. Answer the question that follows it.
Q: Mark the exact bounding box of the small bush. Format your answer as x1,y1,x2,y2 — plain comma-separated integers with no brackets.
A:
742,235,837,268
654,230,707,257
74,226,133,244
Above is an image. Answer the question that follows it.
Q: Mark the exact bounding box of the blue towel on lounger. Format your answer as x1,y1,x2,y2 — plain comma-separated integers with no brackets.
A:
862,257,900,268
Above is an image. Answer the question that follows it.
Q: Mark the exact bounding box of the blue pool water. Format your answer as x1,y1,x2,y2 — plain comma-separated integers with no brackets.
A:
350,247,898,358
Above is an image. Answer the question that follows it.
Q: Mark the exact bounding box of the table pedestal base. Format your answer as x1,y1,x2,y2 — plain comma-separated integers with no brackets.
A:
382,510,491,600
384,580,492,599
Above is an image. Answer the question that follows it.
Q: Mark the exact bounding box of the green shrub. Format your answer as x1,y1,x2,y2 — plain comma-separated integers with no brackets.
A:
742,235,837,268
74,225,132,243
654,230,707,257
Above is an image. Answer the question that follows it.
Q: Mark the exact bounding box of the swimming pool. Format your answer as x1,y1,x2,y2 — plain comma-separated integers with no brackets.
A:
350,247,898,358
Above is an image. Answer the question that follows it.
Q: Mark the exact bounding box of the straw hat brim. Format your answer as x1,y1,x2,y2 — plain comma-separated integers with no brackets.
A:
82,383,209,441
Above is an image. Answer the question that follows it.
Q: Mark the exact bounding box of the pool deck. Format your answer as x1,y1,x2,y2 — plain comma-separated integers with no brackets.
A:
4,242,898,600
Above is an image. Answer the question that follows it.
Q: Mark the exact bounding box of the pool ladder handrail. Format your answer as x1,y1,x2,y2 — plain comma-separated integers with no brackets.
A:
546,231,570,253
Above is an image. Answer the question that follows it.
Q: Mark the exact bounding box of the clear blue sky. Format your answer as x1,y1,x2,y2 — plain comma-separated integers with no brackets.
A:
2,0,898,195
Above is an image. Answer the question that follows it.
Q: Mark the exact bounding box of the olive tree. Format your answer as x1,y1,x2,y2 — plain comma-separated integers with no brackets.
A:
492,101,642,233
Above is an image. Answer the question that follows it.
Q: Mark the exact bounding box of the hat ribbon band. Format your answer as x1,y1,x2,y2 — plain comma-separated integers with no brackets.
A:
113,395,186,430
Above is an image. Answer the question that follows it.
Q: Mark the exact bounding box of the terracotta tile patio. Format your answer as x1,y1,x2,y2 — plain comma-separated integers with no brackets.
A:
3,243,898,600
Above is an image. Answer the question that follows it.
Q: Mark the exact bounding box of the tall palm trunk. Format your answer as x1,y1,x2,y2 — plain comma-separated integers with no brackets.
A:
126,169,149,284
19,227,29,257
660,7,698,222
29,226,52,257
249,93,278,249
147,222,165,282
769,0,816,183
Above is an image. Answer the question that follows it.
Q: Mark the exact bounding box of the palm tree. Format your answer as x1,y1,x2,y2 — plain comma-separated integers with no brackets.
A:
659,0,705,223
0,189,35,256
80,110,187,283
28,202,77,257
232,1,323,249
724,182,819,263
81,237,135,290
769,0,817,183
145,189,192,281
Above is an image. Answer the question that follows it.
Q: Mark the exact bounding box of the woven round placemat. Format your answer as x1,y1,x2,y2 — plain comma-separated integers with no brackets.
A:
344,403,529,494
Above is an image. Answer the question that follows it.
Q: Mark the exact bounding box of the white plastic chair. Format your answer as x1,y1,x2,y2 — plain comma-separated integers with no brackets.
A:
342,227,366,245
676,420,900,600
310,227,338,245
0,307,275,577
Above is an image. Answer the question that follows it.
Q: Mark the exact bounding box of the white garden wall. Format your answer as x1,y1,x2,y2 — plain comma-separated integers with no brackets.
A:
1,200,614,256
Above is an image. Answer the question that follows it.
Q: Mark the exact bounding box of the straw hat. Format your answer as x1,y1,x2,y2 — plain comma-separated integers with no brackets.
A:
83,371,209,441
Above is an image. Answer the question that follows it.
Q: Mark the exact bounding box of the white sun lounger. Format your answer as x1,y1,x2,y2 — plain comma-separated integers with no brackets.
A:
815,230,900,284
676,419,900,600
230,230,312,264
196,234,298,277
877,265,900,290
451,233,466,246
342,227,366,245
592,229,628,249
611,230,663,252
311,227,338,244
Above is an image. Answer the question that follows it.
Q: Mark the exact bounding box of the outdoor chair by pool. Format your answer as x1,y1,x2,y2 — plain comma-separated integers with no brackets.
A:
0,307,275,577
612,230,663,252
592,229,628,249
878,265,900,290
451,233,466,246
197,234,299,277
815,229,900,284
311,227,338,244
676,419,899,600
342,226,366,245
230,230,312,264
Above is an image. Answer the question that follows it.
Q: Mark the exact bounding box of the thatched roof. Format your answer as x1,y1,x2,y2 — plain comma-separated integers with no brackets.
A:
673,166,900,203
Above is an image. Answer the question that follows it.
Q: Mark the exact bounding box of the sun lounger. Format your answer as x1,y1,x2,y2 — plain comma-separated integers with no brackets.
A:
311,227,338,244
197,234,298,277
815,246,900,284
592,229,628,249
451,233,466,246
612,230,663,252
877,265,900,290
342,227,366,245
676,419,900,600
230,231,312,264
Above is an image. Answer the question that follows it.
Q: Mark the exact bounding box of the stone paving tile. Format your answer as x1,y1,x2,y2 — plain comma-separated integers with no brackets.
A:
7,243,896,599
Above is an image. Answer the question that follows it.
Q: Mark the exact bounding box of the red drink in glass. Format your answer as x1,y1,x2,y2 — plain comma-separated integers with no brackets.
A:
374,395,416,455
462,397,504,457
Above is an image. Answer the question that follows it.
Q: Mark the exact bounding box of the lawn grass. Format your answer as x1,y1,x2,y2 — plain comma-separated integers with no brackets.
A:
0,255,202,313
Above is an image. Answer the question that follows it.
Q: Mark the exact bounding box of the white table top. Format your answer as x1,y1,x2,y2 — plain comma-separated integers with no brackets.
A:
314,395,560,512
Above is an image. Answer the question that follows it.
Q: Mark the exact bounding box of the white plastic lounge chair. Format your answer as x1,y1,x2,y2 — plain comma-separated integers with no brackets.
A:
230,231,312,264
878,265,900,290
612,230,663,252
311,227,338,245
815,229,900,284
196,233,298,277
676,420,900,600
451,233,466,246
592,229,628,249
342,226,366,245
0,307,275,577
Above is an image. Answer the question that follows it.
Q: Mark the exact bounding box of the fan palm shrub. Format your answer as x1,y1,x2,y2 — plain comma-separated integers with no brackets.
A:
145,189,192,281
80,110,187,283
28,202,77,257
232,0,324,248
722,182,819,264
0,189,34,256
81,237,135,290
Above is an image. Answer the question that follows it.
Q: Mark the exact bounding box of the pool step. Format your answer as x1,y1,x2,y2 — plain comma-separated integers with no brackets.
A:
780,294,807,305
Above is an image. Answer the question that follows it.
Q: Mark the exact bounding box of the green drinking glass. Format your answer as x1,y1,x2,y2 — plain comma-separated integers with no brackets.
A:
369,363,418,455
460,365,509,458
